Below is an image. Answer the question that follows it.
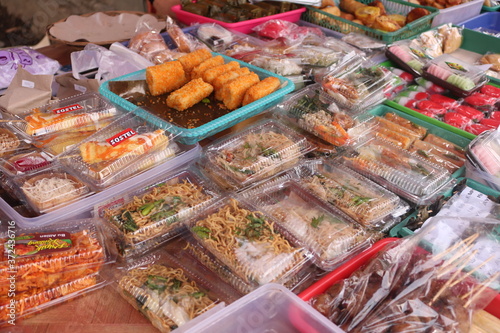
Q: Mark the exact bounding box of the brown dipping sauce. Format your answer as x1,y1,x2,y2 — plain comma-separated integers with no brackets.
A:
108,80,233,129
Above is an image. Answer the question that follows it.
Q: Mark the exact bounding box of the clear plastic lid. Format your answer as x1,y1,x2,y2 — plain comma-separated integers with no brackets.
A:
0,124,32,158
240,179,373,271
59,113,180,189
184,196,313,291
13,164,92,214
102,168,221,258
468,128,500,177
115,249,238,333
201,119,312,191
9,92,120,137
342,136,454,204
33,127,111,156
292,45,345,68
249,54,303,76
0,218,116,292
0,148,54,177
319,56,397,111
293,160,402,229
274,84,374,148
386,40,430,76
422,54,489,97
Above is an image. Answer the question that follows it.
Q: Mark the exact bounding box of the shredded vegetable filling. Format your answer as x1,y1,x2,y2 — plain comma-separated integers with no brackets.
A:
22,175,83,207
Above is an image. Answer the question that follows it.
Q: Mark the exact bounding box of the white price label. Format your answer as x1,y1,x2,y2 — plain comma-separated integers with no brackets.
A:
21,80,35,88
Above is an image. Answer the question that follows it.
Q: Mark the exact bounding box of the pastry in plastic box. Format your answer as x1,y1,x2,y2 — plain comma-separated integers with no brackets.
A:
9,92,120,137
341,135,455,204
59,113,179,189
0,148,53,176
184,196,314,293
102,168,221,258
0,125,31,158
199,119,313,191
0,218,116,324
240,178,374,271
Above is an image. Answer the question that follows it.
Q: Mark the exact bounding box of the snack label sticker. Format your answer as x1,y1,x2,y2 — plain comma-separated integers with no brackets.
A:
409,47,428,59
445,62,468,73
52,104,84,114
107,128,137,147
8,232,72,258
21,80,35,88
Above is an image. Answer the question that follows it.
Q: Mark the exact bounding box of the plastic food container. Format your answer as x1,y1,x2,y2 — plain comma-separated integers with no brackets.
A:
0,218,117,324
183,283,345,333
272,83,374,154
0,148,54,177
320,57,398,111
422,55,489,98
466,128,500,191
200,119,313,191
0,141,201,228
171,5,306,34
100,167,221,258
184,195,314,294
302,0,439,43
341,135,455,204
0,124,33,158
59,113,180,190
240,178,374,271
430,0,484,27
99,53,294,145
459,12,500,33
292,160,405,229
7,92,120,138
386,40,429,77
115,249,239,333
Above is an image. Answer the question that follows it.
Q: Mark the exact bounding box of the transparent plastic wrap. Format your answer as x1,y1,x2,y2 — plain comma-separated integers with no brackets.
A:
59,113,180,189
0,148,54,177
240,178,375,271
0,218,117,324
184,196,314,293
319,56,398,111
422,54,490,98
0,124,33,158
12,164,92,214
199,119,312,191
342,135,455,205
292,160,405,230
273,83,374,150
466,128,500,191
309,216,500,333
115,249,239,333
386,40,429,76
7,92,121,137
101,168,221,258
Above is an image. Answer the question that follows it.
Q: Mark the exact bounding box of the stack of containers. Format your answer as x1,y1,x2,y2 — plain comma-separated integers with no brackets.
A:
0,218,117,324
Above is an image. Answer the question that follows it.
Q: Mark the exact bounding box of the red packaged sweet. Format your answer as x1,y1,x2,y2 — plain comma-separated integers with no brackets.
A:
466,123,494,135
417,100,447,116
454,105,484,122
429,94,459,109
480,118,500,129
444,112,470,128
464,93,497,110
480,85,500,98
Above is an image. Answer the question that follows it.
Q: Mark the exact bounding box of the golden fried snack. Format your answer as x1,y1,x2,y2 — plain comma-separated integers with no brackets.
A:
222,73,260,110
191,55,225,80
406,7,430,23
202,61,240,84
166,78,214,111
442,27,463,53
242,77,281,106
480,54,500,72
178,49,212,75
146,61,188,96
386,14,406,26
371,15,401,32
341,11,355,20
340,0,367,14
321,5,341,16
355,6,381,26
369,0,386,14
213,67,251,100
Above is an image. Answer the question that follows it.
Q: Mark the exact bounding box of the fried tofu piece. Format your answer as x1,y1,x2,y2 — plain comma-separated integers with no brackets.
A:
146,61,188,96
213,67,251,100
222,73,260,110
191,55,225,80
178,49,212,75
242,77,281,106
166,78,214,111
202,61,240,84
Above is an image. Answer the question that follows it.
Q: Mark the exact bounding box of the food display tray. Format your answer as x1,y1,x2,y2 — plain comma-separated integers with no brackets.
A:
99,53,294,145
430,0,483,27
301,0,438,43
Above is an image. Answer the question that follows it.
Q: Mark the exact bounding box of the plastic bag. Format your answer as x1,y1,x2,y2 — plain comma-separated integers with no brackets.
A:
0,46,60,90
310,216,500,332
252,19,324,47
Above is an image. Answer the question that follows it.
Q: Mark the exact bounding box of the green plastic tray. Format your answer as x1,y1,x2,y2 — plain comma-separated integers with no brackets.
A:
482,4,500,11
301,0,438,43
389,177,500,237
369,104,470,179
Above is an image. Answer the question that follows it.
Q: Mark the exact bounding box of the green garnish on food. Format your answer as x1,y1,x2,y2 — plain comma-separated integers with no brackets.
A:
311,215,325,228
262,147,278,157
228,165,255,175
352,195,372,206
192,226,211,239
145,275,169,292
417,149,430,158
241,214,271,240
192,291,206,298
139,199,165,216
122,211,139,232
410,163,431,176
443,153,460,161
202,98,210,104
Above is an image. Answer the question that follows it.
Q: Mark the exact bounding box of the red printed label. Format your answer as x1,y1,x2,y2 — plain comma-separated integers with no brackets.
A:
52,104,84,114
106,128,137,147
9,232,72,258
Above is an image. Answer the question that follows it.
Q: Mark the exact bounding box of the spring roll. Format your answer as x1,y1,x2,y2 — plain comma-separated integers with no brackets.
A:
410,140,464,172
202,61,240,84
221,73,260,110
242,77,281,106
383,113,427,138
375,117,422,142
146,61,188,96
178,49,212,75
423,133,466,159
166,78,214,111
213,67,251,100
374,126,414,149
191,55,225,80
